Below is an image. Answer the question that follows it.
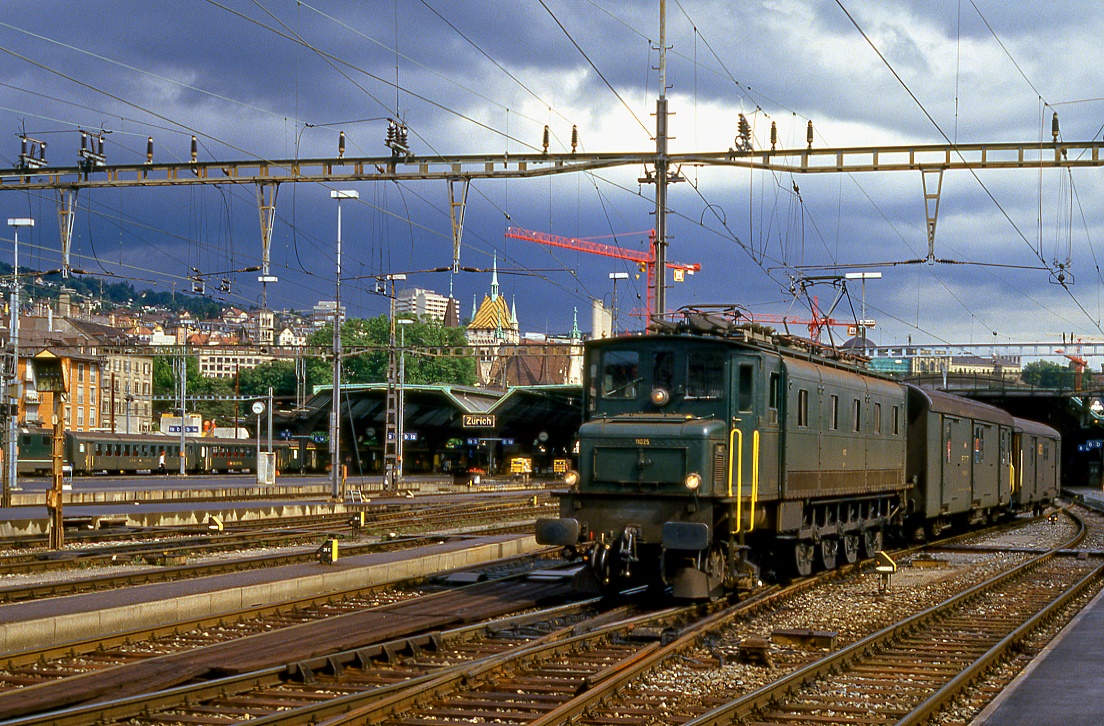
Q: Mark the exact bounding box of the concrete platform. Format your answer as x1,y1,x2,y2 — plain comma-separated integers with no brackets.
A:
973,581,1104,725
0,533,541,656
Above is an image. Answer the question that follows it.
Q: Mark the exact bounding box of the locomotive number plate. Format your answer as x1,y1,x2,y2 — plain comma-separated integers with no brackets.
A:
635,438,651,445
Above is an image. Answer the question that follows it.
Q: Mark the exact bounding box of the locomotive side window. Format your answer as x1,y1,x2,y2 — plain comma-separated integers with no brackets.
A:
737,364,753,411
654,351,674,391
768,373,780,424
873,402,882,434
892,405,900,436
829,395,839,430
797,389,809,427
686,351,724,399
852,399,861,432
602,350,640,399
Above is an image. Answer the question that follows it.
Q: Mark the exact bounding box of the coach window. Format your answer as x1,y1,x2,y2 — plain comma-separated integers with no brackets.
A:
829,395,839,430
687,350,725,399
797,389,809,427
945,420,954,462
737,364,754,411
602,350,640,399
974,426,984,463
852,399,862,432
768,373,780,424
873,402,882,435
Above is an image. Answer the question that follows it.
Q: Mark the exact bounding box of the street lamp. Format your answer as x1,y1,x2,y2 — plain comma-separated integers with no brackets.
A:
845,272,882,353
4,217,33,509
609,272,629,334
330,190,357,500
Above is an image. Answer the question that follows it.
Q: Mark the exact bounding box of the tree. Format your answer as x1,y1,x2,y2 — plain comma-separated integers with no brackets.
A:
1021,359,1092,389
306,315,476,387
152,355,236,425
239,360,297,398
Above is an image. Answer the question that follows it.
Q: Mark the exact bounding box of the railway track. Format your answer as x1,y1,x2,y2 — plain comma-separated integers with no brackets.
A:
0,555,576,721
0,496,553,602
2,509,1094,725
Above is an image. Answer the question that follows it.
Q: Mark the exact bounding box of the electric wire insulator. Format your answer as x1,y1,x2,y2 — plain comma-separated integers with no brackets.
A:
542,125,550,154
190,135,198,163
571,125,578,153
807,120,814,149
1052,111,1060,142
338,131,346,158
770,121,778,150
146,136,153,164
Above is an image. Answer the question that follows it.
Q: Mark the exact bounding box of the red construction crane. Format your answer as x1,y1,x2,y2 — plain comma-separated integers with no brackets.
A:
748,296,852,344
1056,338,1087,391
505,226,700,317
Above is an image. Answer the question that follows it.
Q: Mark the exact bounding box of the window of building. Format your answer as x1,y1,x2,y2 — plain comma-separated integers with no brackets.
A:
77,363,84,382
77,408,84,427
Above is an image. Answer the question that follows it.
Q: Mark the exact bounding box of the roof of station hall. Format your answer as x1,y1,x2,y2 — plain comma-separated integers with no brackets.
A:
291,383,582,435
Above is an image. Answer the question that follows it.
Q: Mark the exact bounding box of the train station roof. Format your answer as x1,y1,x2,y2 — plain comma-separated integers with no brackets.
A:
290,383,582,442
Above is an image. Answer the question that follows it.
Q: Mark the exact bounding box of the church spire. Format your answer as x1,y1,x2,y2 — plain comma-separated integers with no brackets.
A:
571,307,580,340
490,253,500,302
511,295,518,326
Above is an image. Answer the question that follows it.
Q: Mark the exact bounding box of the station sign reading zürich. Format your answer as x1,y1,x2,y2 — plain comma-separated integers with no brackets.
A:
462,414,496,428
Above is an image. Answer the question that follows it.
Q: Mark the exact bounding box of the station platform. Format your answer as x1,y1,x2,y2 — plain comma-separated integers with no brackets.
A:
0,474,550,537
0,532,541,655
971,488,1104,724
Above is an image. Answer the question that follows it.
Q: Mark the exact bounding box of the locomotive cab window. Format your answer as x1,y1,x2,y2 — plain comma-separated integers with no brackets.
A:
601,350,640,399
686,350,725,399
737,364,754,411
653,351,674,391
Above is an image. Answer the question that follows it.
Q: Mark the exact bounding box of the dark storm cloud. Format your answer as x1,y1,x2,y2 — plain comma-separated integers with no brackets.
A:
2,1,1103,344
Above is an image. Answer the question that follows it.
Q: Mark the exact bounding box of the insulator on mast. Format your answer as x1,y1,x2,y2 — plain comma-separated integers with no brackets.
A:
736,113,752,151
770,121,778,150
338,131,346,158
807,120,814,149
190,135,198,163
542,125,550,154
1052,111,1060,142
146,136,154,164
571,125,578,153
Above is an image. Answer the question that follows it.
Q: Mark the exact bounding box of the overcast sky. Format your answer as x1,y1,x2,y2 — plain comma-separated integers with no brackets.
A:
2,1,1103,355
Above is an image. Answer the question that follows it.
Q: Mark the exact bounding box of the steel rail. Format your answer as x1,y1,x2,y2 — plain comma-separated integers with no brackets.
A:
0,599,613,726
679,509,1088,726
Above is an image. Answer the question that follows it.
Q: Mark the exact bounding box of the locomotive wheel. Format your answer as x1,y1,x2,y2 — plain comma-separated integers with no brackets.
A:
705,546,727,600
793,542,815,577
589,544,612,586
817,538,839,571
861,529,884,558
840,533,860,564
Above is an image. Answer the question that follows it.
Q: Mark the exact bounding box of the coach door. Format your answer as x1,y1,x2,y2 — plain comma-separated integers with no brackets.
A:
941,415,971,511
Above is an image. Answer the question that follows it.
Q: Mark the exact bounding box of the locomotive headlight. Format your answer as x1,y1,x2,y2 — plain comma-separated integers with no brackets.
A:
564,470,580,487
685,472,702,491
650,387,671,406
